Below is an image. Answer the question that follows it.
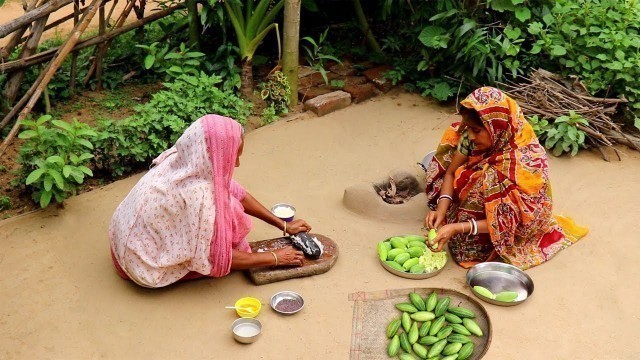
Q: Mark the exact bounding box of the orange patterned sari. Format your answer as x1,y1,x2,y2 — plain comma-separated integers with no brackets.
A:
425,87,588,269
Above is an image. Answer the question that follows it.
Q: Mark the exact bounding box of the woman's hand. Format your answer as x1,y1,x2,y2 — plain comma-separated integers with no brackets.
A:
432,223,462,252
274,246,305,266
425,208,447,230
286,219,312,235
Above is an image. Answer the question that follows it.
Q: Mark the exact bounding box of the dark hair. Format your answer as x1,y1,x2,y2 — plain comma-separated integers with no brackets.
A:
459,106,483,127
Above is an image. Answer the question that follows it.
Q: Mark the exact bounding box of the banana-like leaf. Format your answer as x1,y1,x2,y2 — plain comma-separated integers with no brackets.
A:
256,0,283,36
225,1,249,56
245,23,277,60
246,0,271,40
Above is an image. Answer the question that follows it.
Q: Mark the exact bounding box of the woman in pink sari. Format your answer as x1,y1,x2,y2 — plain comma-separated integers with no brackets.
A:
109,115,311,288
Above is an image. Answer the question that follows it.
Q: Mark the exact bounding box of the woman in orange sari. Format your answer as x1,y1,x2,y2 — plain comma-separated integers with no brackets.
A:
424,87,587,270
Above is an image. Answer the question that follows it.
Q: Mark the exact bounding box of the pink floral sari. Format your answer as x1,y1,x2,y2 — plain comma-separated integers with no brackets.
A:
109,115,252,287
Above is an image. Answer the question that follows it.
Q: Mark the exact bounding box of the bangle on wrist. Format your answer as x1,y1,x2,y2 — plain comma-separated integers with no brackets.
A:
437,194,453,204
283,220,287,236
471,219,478,236
271,251,278,266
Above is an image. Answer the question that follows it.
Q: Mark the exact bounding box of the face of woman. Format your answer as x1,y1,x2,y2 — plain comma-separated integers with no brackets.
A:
236,137,244,167
462,116,492,152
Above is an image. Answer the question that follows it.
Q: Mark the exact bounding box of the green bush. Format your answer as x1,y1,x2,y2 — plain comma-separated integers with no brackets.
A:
528,0,640,120
17,115,96,208
94,72,252,176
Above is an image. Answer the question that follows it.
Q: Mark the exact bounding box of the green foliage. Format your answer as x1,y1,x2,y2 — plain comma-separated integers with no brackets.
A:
0,196,11,211
527,0,640,113
206,43,242,91
526,115,552,137
529,111,588,156
261,105,278,124
302,28,341,85
330,79,345,89
258,71,290,115
94,73,252,176
416,79,456,101
137,42,205,80
222,0,284,60
17,115,96,208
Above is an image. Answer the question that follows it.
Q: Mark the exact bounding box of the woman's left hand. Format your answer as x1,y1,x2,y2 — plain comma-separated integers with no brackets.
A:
432,223,460,252
286,219,312,234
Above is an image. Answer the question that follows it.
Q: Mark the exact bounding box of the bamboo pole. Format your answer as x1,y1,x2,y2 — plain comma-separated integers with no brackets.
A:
0,4,181,74
83,0,135,85
0,0,44,61
0,0,103,157
96,3,106,90
2,9,50,106
0,0,74,39
69,1,80,95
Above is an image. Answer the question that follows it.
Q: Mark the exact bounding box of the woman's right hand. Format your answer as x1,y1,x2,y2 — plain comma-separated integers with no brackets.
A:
425,208,446,230
274,246,305,267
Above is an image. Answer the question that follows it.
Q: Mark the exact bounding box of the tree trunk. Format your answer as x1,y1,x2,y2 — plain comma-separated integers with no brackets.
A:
351,0,382,55
283,0,301,107
240,57,254,101
186,0,201,50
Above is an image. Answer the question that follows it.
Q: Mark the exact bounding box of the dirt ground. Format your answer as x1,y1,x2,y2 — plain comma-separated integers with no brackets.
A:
1,92,639,359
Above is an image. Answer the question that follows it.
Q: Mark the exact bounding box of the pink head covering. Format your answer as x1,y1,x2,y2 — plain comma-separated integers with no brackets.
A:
201,115,252,277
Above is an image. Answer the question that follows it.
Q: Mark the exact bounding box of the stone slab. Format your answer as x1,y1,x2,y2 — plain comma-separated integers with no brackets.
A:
246,234,339,285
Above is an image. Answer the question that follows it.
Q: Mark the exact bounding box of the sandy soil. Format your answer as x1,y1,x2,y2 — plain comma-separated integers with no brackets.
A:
1,92,639,359
0,0,162,47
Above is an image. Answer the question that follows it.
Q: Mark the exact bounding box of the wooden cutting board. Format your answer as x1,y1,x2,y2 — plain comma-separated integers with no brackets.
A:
246,233,339,285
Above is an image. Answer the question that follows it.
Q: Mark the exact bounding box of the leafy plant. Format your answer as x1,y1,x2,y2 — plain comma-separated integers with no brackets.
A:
527,0,640,117
302,28,341,85
137,42,205,80
258,71,290,115
261,105,278,124
526,115,552,137
0,196,11,211
330,79,345,89
416,78,456,101
384,68,405,86
542,111,588,156
207,43,242,92
17,115,96,208
94,73,252,176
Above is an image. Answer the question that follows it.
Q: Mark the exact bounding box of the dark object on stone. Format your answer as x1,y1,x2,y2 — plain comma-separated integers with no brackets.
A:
290,232,323,259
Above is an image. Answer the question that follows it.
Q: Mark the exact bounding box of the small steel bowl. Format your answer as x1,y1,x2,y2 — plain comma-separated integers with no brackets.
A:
270,291,304,315
466,262,534,307
270,203,296,222
231,318,262,344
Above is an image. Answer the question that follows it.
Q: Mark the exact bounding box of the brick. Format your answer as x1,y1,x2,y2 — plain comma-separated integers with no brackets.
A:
343,83,376,103
343,76,368,86
304,91,352,116
329,60,357,76
298,85,333,102
363,65,395,93
299,71,339,88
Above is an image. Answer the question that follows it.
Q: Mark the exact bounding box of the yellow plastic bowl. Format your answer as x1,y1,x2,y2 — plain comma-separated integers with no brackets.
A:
235,297,262,318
